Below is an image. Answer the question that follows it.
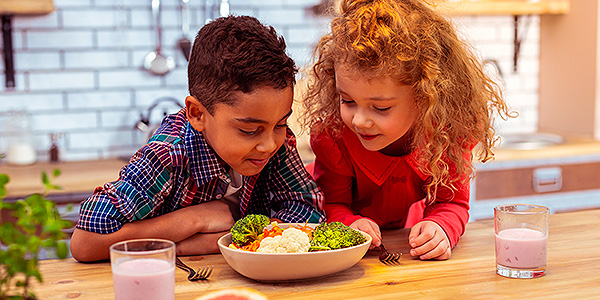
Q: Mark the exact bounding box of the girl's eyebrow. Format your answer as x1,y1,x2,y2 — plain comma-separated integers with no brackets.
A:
337,88,396,101
234,110,293,124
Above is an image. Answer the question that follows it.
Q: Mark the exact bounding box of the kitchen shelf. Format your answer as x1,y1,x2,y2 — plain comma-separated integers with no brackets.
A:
0,0,54,15
1,159,126,202
437,0,570,16
1,0,54,89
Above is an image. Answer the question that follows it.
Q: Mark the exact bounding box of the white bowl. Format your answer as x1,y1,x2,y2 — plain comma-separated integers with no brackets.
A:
217,223,372,282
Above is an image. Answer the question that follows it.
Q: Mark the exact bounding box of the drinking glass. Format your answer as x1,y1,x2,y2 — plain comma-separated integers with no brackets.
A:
494,204,549,278
110,239,175,300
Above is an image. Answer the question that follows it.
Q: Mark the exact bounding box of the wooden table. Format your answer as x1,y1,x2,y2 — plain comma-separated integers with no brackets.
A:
32,209,600,299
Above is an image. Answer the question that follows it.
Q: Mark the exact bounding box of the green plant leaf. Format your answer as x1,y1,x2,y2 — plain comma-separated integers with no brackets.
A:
31,269,42,282
0,173,9,185
0,169,69,299
47,184,62,191
41,171,49,185
0,173,8,198
56,241,68,259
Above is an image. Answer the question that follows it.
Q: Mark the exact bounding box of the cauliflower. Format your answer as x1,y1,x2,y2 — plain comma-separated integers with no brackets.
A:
257,227,310,253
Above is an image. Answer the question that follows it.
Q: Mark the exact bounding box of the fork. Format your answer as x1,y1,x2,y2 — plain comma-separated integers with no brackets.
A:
378,243,402,263
175,257,213,281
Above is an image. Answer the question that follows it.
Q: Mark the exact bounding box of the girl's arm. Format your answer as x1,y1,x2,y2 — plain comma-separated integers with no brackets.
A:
408,167,471,260
310,131,357,224
419,155,471,249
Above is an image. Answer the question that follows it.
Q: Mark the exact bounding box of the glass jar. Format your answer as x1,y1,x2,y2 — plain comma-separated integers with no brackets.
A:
5,110,37,165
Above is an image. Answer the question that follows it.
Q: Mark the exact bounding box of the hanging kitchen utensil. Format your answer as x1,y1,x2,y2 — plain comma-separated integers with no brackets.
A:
177,0,192,61
205,0,214,24
219,0,230,18
2,15,15,89
143,0,175,76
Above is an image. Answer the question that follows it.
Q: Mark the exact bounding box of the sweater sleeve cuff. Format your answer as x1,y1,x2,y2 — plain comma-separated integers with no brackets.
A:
421,206,469,248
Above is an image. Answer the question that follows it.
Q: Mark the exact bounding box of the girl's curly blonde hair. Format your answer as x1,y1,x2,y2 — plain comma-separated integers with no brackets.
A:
300,0,514,204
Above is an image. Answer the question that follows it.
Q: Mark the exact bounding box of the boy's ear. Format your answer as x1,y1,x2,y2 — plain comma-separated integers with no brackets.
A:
185,96,207,132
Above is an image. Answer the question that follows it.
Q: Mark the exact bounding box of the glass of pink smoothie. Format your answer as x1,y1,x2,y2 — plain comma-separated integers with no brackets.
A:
494,204,549,279
110,239,175,300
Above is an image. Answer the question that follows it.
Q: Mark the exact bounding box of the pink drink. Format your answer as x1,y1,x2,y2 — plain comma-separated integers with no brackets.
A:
495,228,547,269
112,258,175,300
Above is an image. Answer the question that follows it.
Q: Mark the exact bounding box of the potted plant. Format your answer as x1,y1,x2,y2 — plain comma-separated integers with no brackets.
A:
0,169,71,300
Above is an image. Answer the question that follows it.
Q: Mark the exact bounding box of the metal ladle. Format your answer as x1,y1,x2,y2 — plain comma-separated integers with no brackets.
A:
177,0,192,61
143,0,175,76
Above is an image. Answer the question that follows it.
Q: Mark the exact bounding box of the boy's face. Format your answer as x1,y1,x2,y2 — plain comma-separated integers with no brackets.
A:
335,67,418,153
186,86,293,176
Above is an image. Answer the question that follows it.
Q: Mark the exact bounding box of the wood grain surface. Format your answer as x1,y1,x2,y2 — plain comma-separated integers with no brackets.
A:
2,159,126,201
31,209,600,299
0,0,54,15
437,0,570,15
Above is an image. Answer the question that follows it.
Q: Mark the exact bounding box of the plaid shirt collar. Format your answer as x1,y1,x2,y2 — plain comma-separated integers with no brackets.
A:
184,122,230,187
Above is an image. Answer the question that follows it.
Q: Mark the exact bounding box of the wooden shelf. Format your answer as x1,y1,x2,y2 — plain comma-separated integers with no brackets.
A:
437,0,570,15
2,159,126,201
0,0,54,16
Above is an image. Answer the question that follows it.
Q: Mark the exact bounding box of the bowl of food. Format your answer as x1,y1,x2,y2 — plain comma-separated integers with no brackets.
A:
217,215,372,282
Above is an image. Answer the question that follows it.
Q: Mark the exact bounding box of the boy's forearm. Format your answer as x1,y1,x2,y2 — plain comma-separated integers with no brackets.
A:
70,214,196,262
71,203,232,262
175,231,228,256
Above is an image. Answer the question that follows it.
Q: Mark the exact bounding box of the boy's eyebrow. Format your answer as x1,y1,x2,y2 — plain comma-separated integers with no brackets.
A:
235,110,293,124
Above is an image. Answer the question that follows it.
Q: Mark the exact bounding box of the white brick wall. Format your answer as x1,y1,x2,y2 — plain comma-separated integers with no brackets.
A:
0,0,539,163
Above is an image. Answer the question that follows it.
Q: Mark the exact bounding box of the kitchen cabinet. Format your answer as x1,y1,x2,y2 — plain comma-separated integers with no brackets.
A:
539,0,600,140
469,138,600,220
438,0,569,15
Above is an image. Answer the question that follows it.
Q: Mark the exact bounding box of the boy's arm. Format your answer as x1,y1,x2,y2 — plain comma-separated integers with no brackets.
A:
70,200,234,262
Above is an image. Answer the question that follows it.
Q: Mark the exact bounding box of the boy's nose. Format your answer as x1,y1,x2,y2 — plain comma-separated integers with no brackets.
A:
256,133,279,153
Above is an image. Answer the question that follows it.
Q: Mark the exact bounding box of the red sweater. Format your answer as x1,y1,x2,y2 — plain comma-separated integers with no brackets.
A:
311,127,470,248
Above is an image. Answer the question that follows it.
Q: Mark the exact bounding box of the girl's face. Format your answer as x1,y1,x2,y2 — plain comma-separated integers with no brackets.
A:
335,68,418,153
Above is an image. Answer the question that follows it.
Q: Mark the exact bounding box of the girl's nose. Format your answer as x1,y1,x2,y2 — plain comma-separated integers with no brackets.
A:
352,110,373,129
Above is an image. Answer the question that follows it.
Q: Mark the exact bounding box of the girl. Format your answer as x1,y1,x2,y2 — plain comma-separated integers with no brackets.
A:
301,0,513,260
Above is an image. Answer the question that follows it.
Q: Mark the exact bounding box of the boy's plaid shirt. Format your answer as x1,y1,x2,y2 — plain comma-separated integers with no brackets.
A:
76,109,325,234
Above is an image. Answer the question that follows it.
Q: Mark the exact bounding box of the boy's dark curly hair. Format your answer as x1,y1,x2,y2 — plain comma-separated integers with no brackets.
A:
188,15,297,113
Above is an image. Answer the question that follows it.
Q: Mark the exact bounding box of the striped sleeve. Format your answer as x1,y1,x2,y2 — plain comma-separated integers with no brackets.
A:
75,142,175,234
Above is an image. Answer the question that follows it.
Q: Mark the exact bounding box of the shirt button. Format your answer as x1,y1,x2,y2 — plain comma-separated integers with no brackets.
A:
215,194,223,199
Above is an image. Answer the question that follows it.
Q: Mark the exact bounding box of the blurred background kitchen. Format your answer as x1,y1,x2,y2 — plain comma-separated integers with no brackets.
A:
1,0,598,225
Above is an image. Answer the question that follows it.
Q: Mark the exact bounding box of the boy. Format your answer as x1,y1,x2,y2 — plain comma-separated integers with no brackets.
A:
70,16,325,262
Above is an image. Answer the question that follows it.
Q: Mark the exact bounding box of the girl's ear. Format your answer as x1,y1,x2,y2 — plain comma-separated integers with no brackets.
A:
185,96,207,132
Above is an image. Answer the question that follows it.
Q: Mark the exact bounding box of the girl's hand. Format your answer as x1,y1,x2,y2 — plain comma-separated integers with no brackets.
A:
350,218,382,249
408,220,451,260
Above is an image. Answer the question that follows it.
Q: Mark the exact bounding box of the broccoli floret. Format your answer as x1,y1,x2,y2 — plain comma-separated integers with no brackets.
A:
231,214,270,246
310,221,367,251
